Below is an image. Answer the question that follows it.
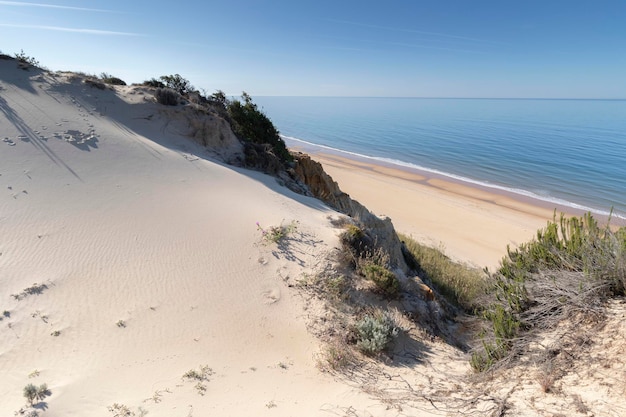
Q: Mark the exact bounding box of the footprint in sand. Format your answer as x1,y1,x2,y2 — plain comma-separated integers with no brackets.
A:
262,287,281,304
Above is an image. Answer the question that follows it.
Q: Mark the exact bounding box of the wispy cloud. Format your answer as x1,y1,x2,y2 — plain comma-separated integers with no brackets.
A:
328,19,507,46
0,23,143,36
0,1,119,13
385,41,488,54
317,34,487,55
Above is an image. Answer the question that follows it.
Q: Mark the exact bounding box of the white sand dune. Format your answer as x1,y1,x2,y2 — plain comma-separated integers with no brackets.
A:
0,60,414,416
4,59,625,417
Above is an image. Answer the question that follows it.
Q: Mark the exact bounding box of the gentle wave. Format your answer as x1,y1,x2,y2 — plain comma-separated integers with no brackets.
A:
283,134,626,221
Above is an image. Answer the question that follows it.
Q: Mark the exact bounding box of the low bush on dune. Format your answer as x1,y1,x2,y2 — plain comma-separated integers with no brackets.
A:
360,263,400,297
339,224,400,297
227,92,292,164
23,383,50,406
138,75,293,169
155,87,179,106
143,78,165,88
472,212,626,371
401,215,626,373
159,73,194,96
14,49,39,67
100,72,126,86
256,220,298,245
355,310,399,355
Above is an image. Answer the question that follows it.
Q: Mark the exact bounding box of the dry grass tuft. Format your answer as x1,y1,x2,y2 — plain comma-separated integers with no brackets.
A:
399,234,488,312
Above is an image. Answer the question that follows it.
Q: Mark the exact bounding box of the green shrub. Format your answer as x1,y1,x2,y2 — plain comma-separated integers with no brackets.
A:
355,311,398,355
256,220,298,244
155,87,179,106
227,92,292,163
143,78,165,88
159,74,193,96
210,90,227,107
345,224,364,239
339,224,377,266
360,263,399,297
473,212,626,371
23,383,50,405
23,383,37,405
100,73,127,86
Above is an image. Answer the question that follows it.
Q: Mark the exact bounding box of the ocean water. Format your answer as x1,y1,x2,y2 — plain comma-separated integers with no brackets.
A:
255,97,626,220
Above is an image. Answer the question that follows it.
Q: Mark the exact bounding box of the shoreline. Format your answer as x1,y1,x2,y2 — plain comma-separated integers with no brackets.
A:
295,147,619,269
283,136,625,222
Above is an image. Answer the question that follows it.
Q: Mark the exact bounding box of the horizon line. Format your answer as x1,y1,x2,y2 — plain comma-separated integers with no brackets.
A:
251,95,626,101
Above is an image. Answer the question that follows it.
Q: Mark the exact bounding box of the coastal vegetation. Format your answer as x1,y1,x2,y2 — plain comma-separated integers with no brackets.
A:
399,233,488,312
402,214,626,373
471,212,626,371
23,383,50,406
226,91,293,164
159,73,194,96
143,72,292,168
182,365,214,396
100,73,127,86
355,311,399,355
256,220,298,245
13,49,40,67
154,87,179,106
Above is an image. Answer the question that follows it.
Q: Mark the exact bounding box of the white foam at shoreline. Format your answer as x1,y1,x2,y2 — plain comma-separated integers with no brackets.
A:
283,135,626,221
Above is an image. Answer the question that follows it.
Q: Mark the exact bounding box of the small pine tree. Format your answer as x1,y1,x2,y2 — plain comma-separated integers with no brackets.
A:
23,383,50,405
159,74,193,96
14,49,39,67
35,383,50,402
23,383,37,405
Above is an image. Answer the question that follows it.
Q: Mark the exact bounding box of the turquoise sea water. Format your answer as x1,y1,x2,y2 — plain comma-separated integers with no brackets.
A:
255,97,626,220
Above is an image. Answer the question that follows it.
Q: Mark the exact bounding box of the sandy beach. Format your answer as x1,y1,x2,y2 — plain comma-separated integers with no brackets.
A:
299,151,563,270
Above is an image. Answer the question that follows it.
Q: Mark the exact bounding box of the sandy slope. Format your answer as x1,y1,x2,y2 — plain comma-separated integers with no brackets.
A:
0,61,414,416
3,60,624,417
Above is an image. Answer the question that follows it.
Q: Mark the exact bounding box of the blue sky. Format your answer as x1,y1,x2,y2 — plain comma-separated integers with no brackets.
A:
1,0,625,98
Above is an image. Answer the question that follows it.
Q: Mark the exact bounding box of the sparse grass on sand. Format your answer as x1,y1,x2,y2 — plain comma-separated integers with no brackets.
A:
399,233,488,312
